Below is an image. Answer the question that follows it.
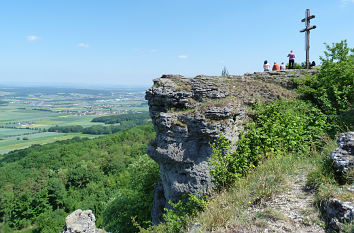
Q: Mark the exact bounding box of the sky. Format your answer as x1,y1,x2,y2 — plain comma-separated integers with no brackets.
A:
0,0,353,88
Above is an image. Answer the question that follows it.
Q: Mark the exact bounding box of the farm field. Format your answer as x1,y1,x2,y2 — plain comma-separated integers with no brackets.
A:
0,132,98,155
0,86,148,154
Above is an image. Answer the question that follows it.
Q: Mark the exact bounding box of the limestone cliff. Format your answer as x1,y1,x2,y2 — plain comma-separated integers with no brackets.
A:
145,70,317,224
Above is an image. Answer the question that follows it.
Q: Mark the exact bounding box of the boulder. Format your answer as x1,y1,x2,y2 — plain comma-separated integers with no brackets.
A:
325,198,354,231
61,209,106,233
330,132,354,172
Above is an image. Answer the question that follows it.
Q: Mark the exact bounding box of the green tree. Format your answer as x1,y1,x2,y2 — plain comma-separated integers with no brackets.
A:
320,40,354,63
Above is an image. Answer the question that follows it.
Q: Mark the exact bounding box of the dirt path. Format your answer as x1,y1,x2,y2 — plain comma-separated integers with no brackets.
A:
243,167,326,233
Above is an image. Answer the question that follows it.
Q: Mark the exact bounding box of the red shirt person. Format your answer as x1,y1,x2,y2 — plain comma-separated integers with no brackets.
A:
272,62,280,71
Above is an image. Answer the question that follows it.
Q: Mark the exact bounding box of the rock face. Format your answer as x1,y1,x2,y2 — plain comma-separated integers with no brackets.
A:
145,70,314,224
61,209,106,233
330,132,354,172
325,198,354,231
323,132,354,231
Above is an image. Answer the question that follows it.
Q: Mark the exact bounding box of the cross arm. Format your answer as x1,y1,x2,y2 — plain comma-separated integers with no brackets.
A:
301,15,315,22
300,25,317,33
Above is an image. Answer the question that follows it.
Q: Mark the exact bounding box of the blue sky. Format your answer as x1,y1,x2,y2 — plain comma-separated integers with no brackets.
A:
0,0,353,88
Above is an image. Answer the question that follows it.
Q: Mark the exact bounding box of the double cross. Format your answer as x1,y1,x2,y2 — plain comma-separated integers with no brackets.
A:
300,9,316,69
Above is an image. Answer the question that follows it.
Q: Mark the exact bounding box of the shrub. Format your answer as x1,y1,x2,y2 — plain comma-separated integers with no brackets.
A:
209,100,329,189
294,40,354,128
136,194,207,233
103,154,160,233
286,61,306,69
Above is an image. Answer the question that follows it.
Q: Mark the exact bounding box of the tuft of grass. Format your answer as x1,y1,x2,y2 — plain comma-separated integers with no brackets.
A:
255,208,289,222
341,221,354,233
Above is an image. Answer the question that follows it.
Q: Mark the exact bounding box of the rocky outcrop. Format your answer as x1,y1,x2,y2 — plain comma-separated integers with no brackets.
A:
61,209,106,233
323,132,354,231
330,132,354,172
325,198,354,231
145,70,314,224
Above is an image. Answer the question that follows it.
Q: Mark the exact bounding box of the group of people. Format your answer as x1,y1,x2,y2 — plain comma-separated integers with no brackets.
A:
263,61,286,71
263,50,296,71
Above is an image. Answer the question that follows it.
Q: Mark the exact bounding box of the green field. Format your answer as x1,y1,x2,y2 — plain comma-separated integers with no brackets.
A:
0,132,98,154
0,86,148,154
0,128,37,137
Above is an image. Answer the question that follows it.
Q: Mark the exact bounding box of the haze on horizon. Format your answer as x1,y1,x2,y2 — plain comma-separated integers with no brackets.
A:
0,0,353,88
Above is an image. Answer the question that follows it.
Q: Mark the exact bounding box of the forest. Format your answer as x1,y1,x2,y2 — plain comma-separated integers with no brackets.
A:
47,112,151,135
0,124,159,233
91,112,150,124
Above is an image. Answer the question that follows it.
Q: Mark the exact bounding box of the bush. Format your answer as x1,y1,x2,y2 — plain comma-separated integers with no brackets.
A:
103,154,160,233
136,194,207,233
294,40,354,128
33,209,67,233
286,61,306,69
209,100,329,189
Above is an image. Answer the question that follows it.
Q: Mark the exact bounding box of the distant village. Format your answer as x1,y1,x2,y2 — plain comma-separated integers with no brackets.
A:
10,96,146,116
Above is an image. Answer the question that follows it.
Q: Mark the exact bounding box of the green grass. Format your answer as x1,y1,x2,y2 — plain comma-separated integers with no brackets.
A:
189,153,301,231
0,132,97,154
0,128,38,138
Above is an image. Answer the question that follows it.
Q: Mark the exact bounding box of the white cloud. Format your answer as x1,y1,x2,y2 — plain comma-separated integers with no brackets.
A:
77,43,89,48
26,35,40,41
150,49,158,53
178,55,188,59
341,0,354,6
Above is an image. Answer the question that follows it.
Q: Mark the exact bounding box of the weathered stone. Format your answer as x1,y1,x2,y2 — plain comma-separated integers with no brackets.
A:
61,209,106,233
205,105,234,120
325,198,354,231
330,132,354,172
146,70,316,224
322,132,354,231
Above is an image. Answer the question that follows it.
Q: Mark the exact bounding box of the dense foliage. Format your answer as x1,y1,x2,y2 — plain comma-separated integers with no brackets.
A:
103,155,160,232
48,112,151,135
294,40,354,127
209,100,329,189
0,124,158,233
92,112,150,124
136,194,207,233
48,125,84,133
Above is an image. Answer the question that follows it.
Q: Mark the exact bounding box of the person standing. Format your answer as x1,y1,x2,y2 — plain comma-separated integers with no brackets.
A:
287,50,295,69
272,62,280,71
263,60,270,71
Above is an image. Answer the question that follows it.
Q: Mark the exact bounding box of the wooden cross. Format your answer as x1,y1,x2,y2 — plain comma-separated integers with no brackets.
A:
300,9,316,69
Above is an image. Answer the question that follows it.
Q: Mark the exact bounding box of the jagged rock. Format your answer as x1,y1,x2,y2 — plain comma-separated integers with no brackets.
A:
322,132,354,231
146,70,316,224
330,132,354,172
61,209,106,233
325,198,354,231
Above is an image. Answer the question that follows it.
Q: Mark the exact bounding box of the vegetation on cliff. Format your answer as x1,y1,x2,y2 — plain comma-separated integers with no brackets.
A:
140,41,353,232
